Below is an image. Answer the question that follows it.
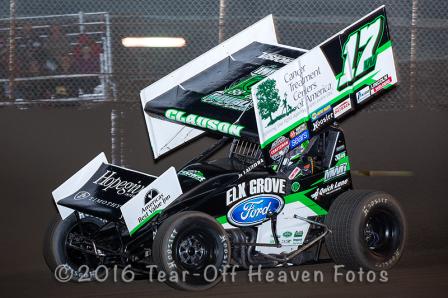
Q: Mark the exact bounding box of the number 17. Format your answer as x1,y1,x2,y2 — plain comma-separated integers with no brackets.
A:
337,16,384,91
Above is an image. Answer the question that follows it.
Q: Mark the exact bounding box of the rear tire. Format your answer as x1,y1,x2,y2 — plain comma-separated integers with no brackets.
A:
152,211,231,291
325,190,406,271
43,213,104,282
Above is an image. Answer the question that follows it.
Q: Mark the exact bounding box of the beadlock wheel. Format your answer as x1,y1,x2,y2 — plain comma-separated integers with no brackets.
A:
325,190,406,271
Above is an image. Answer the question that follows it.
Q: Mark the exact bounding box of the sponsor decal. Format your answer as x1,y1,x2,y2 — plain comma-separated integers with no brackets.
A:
311,112,334,132
226,177,286,205
227,195,284,226
144,188,160,205
324,163,348,182
251,65,280,76
238,159,264,179
201,66,278,112
291,181,300,192
333,98,352,118
73,191,90,201
336,144,345,152
121,167,182,235
74,195,122,209
139,190,171,223
356,75,392,105
294,231,303,237
311,178,350,199
55,162,156,220
334,151,346,162
292,231,304,244
257,52,295,64
356,86,371,104
165,109,244,137
255,79,303,129
311,105,332,121
178,170,206,182
272,238,292,245
289,130,310,150
288,167,301,180
201,92,253,111
289,123,308,139
283,231,293,237
93,170,146,198
371,74,392,94
271,230,303,245
269,136,290,160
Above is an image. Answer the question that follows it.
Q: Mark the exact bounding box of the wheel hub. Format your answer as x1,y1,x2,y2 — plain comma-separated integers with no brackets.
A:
363,209,400,257
364,222,381,249
178,235,206,266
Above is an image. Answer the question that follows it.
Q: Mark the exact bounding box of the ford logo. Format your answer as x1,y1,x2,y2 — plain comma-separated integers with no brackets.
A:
228,195,284,226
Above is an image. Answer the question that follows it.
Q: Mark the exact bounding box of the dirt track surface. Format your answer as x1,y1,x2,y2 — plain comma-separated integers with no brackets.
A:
1,73,448,298
0,105,447,297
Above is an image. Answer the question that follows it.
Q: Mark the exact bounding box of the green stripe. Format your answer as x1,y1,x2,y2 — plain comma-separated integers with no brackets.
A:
130,209,162,236
383,83,393,90
311,178,324,187
336,155,350,169
376,40,392,55
216,215,227,224
284,189,328,215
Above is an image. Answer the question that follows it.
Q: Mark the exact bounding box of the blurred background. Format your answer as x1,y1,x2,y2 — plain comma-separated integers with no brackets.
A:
0,1,447,297
0,0,446,164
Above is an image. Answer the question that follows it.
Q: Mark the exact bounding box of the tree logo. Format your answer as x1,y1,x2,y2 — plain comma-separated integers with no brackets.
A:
256,79,295,126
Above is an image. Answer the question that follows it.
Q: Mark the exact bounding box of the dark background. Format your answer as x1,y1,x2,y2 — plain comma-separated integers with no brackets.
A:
0,0,447,297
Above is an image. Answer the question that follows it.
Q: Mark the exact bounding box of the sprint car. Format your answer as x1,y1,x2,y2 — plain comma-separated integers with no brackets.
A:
44,6,406,291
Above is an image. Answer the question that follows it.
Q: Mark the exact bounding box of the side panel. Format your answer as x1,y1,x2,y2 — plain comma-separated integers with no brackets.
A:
252,6,397,166
53,153,156,220
121,167,183,235
52,152,107,219
207,129,352,254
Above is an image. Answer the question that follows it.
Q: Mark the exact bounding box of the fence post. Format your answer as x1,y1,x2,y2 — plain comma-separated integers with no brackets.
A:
79,11,84,33
409,0,419,110
218,0,226,43
105,12,113,100
8,0,16,100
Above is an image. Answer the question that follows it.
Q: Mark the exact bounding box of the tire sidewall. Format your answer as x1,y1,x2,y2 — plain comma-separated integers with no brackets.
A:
44,214,104,282
351,193,406,270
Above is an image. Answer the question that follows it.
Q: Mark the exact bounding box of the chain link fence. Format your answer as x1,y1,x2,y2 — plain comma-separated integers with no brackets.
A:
0,0,446,111
0,10,113,102
0,0,446,164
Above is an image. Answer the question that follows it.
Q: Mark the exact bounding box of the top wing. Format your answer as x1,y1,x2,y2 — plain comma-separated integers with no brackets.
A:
140,15,307,158
144,42,306,142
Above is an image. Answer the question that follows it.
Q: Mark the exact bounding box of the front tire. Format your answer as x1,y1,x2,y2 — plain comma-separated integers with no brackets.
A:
325,190,406,271
152,211,231,291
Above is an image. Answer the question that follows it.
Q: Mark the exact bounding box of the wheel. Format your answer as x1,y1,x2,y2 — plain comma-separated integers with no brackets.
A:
43,213,104,282
325,190,406,271
152,211,231,291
